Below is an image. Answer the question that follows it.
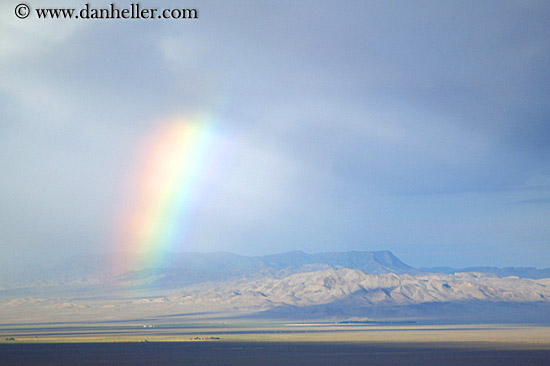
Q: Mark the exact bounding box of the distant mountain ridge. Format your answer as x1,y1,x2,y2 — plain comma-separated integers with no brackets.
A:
422,266,550,279
254,250,418,274
3,267,550,324
2,250,550,324
141,250,417,274
0,250,418,287
2,250,549,289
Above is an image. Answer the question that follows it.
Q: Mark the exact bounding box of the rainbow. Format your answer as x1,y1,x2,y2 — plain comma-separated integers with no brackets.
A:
114,116,229,273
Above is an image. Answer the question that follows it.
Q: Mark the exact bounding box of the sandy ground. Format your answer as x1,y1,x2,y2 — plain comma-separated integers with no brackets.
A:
1,323,550,349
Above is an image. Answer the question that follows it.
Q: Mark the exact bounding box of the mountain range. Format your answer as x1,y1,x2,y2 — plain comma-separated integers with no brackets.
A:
1,250,549,324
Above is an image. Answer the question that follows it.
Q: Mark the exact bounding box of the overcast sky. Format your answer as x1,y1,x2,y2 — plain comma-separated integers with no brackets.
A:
1,0,549,270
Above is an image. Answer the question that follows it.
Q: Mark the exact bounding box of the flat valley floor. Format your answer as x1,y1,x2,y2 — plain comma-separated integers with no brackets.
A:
1,323,550,365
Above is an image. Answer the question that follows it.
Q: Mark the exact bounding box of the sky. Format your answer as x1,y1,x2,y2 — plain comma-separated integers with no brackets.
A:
1,0,549,271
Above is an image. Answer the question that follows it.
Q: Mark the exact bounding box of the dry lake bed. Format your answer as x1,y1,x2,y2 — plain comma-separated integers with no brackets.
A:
1,322,550,365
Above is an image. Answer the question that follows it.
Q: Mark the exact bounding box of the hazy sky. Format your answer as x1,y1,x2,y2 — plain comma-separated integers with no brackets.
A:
1,1,549,269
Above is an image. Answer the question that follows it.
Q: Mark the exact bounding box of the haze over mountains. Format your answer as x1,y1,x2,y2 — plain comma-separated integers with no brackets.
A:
1,251,549,324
